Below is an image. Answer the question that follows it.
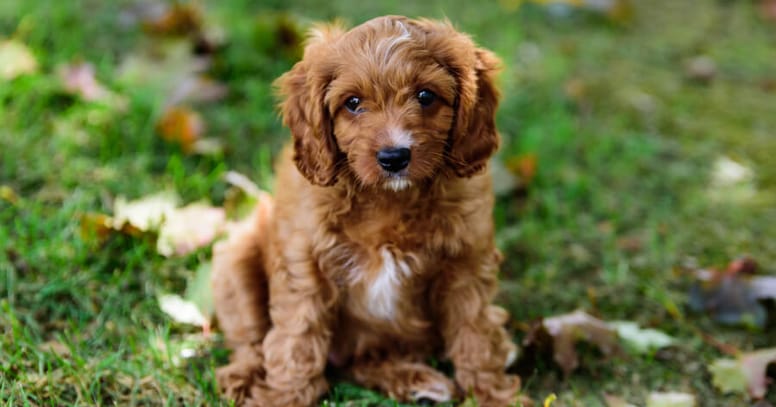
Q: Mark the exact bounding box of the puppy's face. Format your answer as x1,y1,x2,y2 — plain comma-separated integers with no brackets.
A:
277,16,501,189
325,21,456,190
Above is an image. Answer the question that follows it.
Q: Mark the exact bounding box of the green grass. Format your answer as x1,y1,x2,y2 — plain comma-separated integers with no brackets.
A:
2,0,775,406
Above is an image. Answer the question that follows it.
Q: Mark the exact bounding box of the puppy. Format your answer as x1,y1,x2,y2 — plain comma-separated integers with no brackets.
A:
212,15,521,407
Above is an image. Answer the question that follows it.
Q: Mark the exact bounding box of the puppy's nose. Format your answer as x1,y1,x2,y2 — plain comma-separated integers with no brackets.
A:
376,147,411,172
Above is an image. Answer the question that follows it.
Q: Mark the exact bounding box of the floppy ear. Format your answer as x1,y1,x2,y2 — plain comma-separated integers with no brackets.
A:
274,24,345,186
412,19,502,177
448,48,501,177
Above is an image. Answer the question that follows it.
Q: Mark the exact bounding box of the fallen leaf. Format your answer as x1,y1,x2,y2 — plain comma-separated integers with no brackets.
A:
253,12,305,61
118,40,226,107
39,340,70,358
505,154,538,188
532,0,633,24
156,107,205,153
751,276,776,301
222,171,269,219
608,321,675,355
0,39,38,80
491,158,521,197
166,76,228,106
684,56,716,84
156,203,226,256
646,392,696,407
0,185,19,204
709,348,776,399
113,191,180,232
523,310,620,376
57,62,110,101
603,393,637,407
158,294,208,327
688,257,773,328
760,0,776,22
707,156,756,203
185,262,214,334
142,3,202,37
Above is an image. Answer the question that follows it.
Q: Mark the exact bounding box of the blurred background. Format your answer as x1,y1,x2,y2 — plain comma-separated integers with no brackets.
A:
1,0,775,405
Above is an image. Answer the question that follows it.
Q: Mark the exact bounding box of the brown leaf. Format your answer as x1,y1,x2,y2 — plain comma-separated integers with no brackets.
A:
505,154,538,187
523,310,620,376
142,3,202,37
760,0,776,22
688,257,772,328
156,107,204,153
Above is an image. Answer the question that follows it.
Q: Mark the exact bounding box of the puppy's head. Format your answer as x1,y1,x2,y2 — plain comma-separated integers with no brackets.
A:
276,16,501,189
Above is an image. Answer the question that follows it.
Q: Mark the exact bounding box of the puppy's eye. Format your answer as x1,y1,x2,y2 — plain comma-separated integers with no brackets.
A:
344,96,362,113
416,89,436,107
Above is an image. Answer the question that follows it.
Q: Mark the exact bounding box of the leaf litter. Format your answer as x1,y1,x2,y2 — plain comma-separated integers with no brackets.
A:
688,256,776,328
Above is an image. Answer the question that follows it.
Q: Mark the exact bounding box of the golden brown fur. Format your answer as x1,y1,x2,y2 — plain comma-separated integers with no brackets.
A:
212,16,521,406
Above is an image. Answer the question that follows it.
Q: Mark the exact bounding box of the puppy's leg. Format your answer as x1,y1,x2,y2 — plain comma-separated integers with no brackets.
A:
432,250,521,407
350,357,458,404
248,241,338,407
212,201,273,404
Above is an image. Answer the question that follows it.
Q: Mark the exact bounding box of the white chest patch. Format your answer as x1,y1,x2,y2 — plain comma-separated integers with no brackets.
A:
367,247,411,320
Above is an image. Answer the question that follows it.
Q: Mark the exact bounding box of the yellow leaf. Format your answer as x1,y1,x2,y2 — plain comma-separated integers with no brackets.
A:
156,107,204,153
0,39,38,80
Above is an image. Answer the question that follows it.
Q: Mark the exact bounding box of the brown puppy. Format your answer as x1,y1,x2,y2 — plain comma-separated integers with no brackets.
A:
212,15,521,407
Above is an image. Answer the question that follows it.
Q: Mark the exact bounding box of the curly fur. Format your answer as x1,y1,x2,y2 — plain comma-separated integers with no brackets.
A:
212,15,521,407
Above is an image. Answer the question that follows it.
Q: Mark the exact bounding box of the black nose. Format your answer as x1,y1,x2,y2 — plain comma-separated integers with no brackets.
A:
376,147,411,172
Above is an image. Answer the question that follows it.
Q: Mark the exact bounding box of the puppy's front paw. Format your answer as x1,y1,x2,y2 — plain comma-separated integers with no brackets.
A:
216,362,264,406
246,374,328,407
456,370,521,407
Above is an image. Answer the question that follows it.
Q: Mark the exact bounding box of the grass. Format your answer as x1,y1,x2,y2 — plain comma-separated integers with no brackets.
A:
2,0,775,405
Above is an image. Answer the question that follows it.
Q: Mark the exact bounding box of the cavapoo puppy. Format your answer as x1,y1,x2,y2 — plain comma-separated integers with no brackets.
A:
212,15,521,407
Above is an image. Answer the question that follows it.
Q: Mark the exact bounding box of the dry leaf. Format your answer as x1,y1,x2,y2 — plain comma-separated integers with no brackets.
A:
118,40,226,107
709,348,776,399
646,392,696,407
760,0,776,22
609,321,674,355
688,257,773,328
158,294,208,327
532,0,633,24
0,39,38,80
142,3,202,37
505,154,538,187
684,56,716,84
491,158,521,197
39,340,71,358
113,191,179,232
57,62,110,101
156,107,204,152
156,203,226,256
524,310,620,376
0,185,19,204
185,262,214,329
603,393,637,407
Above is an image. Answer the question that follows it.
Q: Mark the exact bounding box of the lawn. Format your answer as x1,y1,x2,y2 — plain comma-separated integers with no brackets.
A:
1,0,775,406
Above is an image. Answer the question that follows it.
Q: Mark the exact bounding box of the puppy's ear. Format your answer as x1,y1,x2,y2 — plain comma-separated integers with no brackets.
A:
413,20,501,177
275,24,345,186
448,48,501,177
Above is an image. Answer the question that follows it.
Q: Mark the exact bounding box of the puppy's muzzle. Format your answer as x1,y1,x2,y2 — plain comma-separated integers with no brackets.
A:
376,147,410,173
